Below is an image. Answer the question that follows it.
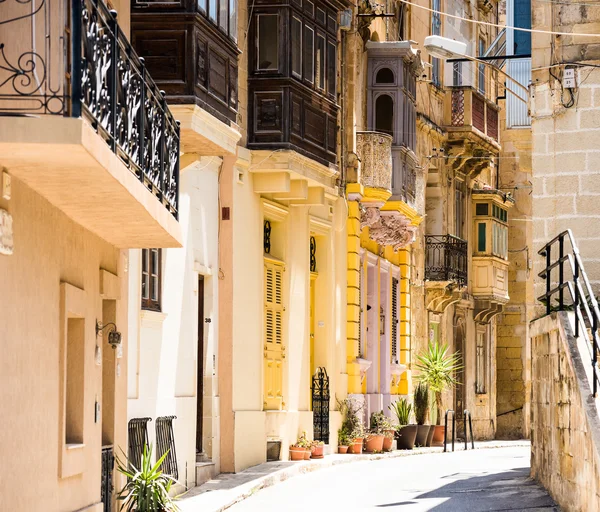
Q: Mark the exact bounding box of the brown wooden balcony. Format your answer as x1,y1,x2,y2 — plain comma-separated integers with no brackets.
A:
356,131,393,198
444,86,500,148
0,0,182,247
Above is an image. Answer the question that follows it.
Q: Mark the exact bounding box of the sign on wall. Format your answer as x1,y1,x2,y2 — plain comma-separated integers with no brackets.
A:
0,209,13,255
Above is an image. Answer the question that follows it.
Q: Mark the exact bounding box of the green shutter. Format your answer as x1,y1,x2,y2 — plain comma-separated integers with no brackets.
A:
478,223,487,252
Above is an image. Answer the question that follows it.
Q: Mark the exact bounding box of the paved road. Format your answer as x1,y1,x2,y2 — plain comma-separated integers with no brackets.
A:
227,446,559,511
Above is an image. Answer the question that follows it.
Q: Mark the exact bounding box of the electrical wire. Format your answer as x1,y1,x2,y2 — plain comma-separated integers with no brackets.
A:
398,0,600,38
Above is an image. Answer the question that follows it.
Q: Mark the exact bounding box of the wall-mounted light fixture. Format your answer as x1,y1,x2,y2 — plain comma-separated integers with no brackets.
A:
96,321,122,349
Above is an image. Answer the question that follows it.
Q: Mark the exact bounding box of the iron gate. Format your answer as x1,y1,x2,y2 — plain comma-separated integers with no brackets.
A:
101,445,114,512
311,367,330,443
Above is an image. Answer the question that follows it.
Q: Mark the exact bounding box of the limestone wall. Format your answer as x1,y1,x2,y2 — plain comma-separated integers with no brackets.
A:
530,312,600,512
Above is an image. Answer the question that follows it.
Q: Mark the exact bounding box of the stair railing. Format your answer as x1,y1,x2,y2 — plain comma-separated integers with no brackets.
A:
538,229,600,397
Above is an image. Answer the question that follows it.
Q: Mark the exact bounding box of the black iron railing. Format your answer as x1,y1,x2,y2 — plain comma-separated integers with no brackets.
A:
101,445,114,512
0,0,179,218
311,367,330,443
425,235,468,287
128,417,151,471
538,230,600,397
156,416,178,480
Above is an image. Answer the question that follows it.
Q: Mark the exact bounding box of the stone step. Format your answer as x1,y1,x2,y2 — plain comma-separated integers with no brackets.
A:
195,461,217,487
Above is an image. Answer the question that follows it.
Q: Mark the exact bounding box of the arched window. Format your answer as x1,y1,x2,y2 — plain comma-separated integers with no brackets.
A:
375,94,394,137
376,67,394,84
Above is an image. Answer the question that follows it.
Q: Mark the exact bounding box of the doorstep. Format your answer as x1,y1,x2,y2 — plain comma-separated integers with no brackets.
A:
177,440,530,512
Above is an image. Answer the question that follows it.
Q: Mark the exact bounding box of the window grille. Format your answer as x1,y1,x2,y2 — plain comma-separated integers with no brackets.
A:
156,416,179,479
391,278,399,362
128,417,151,472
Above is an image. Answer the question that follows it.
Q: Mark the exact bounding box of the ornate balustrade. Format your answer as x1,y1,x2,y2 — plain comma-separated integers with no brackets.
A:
0,0,180,218
425,234,468,287
356,131,393,194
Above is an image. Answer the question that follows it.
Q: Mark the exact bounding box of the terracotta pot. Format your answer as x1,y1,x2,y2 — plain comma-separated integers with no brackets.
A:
395,425,418,450
415,424,430,447
303,448,311,460
349,438,363,454
364,434,385,453
338,445,349,454
383,429,395,451
289,447,305,461
432,425,446,447
425,425,435,447
310,444,324,459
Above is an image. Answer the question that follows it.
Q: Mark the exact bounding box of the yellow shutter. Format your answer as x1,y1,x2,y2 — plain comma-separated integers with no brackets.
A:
264,261,285,410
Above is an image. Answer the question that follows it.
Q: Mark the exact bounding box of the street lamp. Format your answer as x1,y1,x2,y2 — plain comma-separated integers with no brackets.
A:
424,35,529,103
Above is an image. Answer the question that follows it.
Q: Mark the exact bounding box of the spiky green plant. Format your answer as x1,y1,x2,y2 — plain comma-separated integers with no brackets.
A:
413,381,429,425
415,342,463,425
389,398,412,427
116,444,179,512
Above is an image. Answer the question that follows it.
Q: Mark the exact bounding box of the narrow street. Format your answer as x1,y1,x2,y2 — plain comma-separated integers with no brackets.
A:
227,447,558,512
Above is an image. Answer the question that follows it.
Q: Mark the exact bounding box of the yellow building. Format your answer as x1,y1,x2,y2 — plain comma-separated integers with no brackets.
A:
0,0,182,510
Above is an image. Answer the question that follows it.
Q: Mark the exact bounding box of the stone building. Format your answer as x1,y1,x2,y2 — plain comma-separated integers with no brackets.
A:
0,0,182,510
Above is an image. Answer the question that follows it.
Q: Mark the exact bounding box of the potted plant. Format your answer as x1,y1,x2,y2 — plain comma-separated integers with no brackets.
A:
364,411,386,453
415,342,462,447
116,444,179,511
337,428,350,454
382,415,395,452
290,432,311,461
389,399,417,450
310,440,325,459
414,381,431,447
338,397,365,454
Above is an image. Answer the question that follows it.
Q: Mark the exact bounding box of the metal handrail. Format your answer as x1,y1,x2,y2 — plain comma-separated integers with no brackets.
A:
463,410,474,450
444,409,456,452
537,229,600,397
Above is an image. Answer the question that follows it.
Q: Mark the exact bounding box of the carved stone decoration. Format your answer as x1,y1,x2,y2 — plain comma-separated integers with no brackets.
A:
0,209,14,255
356,131,393,191
361,208,416,251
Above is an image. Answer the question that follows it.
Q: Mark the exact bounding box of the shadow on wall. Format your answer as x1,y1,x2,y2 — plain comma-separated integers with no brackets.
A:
375,466,558,511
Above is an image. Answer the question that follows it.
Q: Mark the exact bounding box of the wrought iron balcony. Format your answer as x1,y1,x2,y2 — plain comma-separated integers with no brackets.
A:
356,131,393,195
1,0,180,219
446,86,499,144
425,235,468,287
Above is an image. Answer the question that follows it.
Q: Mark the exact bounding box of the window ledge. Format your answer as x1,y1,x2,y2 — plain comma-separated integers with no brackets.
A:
140,310,167,329
66,443,85,450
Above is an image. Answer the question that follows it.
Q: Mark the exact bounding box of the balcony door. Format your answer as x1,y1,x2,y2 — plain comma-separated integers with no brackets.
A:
196,276,204,454
454,314,466,433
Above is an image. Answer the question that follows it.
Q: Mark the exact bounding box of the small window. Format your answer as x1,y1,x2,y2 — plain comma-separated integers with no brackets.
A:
376,67,394,84
208,0,217,21
258,14,279,71
316,33,326,90
453,61,462,86
219,0,228,32
292,17,302,78
478,37,486,94
475,203,489,216
327,41,336,96
229,0,237,41
477,223,487,252
304,25,315,83
375,94,394,137
198,0,207,13
142,248,162,311
476,327,487,394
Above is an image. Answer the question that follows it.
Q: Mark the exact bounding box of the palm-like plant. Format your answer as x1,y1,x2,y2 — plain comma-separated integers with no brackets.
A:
413,381,429,425
116,444,179,512
389,398,412,427
415,342,462,425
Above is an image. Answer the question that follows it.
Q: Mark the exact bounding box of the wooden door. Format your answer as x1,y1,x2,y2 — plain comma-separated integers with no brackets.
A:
196,276,204,453
264,262,284,410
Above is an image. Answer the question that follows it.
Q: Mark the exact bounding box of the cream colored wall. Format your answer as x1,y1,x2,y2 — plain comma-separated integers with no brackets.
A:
0,177,126,512
127,157,221,486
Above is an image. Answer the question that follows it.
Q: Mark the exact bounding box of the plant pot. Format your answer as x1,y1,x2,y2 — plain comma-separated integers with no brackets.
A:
310,444,324,459
415,424,430,447
289,447,305,461
364,434,385,453
432,425,446,447
425,425,435,447
395,425,418,450
303,448,311,460
383,429,395,452
349,438,363,454
338,445,349,454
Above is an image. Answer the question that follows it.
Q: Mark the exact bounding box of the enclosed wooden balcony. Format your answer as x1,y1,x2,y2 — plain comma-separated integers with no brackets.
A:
356,131,393,201
0,0,182,248
444,86,500,149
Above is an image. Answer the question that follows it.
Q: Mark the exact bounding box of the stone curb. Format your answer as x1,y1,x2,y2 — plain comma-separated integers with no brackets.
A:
179,440,530,512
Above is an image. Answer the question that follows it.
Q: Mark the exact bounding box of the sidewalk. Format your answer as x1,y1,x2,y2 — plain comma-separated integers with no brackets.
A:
177,440,531,512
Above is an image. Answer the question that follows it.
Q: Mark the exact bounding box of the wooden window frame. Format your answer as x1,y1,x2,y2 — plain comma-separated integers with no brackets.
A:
142,248,162,312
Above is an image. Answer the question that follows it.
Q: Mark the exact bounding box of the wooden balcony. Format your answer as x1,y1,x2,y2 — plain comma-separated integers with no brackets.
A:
356,131,393,202
0,0,182,248
444,86,500,150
